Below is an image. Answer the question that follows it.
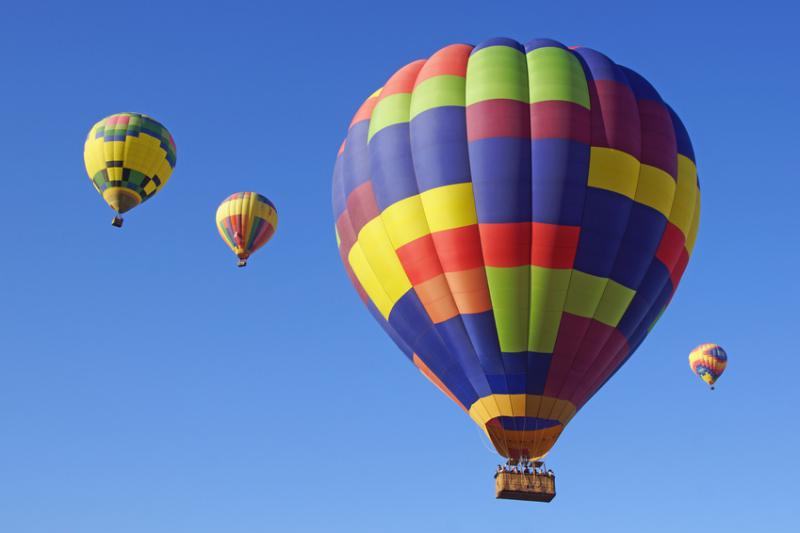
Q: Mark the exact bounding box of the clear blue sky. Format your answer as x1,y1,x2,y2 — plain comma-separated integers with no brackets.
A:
1,1,797,531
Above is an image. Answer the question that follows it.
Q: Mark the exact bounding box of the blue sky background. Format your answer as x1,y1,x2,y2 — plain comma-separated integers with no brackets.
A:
1,1,797,531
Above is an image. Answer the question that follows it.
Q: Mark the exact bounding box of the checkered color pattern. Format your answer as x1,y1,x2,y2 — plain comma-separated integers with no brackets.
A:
84,112,177,213
332,39,701,460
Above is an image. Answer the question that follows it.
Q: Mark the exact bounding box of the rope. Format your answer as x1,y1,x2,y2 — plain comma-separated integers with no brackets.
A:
474,424,501,456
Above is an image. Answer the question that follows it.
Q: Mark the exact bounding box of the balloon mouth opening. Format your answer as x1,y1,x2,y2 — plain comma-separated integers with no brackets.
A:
103,187,142,214
483,418,564,461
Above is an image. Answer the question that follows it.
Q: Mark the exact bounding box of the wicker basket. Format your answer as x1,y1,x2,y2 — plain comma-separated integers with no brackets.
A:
495,471,556,502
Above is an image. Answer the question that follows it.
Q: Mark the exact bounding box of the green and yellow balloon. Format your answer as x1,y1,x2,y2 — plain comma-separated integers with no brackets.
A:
83,112,176,227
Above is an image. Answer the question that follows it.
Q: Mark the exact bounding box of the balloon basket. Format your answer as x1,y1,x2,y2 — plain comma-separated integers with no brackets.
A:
237,260,247,268
111,216,123,228
495,470,556,502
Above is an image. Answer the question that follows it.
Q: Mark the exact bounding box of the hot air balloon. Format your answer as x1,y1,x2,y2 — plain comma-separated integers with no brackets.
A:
216,192,278,267
689,344,727,390
84,112,176,227
332,38,700,501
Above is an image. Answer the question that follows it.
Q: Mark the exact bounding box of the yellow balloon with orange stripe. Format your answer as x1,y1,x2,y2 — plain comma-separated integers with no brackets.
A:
83,112,176,227
689,343,727,390
215,192,278,267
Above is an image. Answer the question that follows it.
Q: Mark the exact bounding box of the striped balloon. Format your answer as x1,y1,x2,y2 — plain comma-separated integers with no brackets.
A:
84,112,176,226
689,344,727,390
216,192,278,267
332,38,700,461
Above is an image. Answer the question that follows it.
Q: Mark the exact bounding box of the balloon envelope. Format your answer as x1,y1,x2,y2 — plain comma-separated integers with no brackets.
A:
689,343,727,388
332,38,701,460
84,112,176,216
216,192,278,266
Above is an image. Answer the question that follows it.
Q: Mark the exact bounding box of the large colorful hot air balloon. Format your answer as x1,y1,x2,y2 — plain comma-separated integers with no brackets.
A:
332,38,700,465
84,112,177,227
216,192,278,267
689,344,727,390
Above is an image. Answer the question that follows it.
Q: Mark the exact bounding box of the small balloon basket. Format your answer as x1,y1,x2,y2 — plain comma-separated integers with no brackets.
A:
494,467,556,502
